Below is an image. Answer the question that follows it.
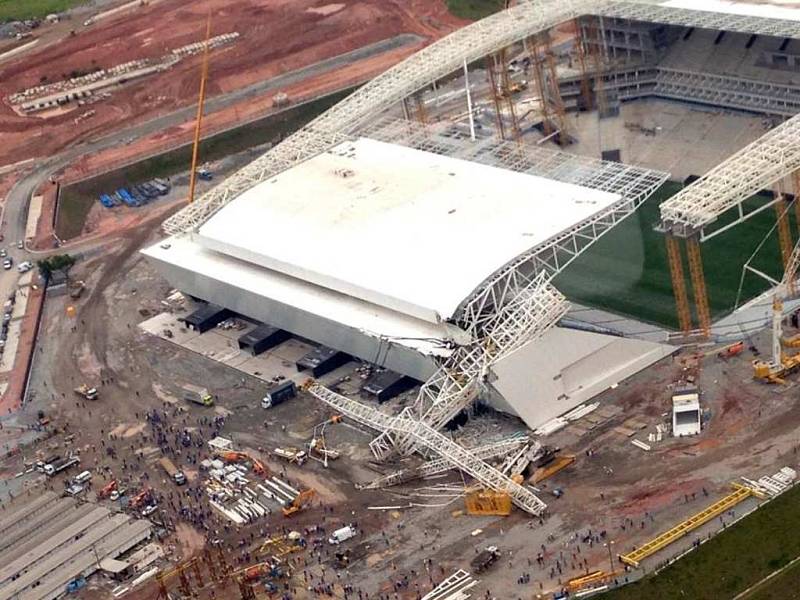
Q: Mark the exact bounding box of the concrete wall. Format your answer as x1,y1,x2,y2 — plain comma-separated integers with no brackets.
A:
146,254,438,382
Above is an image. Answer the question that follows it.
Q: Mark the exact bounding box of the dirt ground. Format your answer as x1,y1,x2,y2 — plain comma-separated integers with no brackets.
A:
0,0,466,166
0,213,798,600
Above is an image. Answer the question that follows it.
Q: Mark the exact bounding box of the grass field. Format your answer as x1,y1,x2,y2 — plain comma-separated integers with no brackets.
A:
554,182,788,329
56,90,351,240
0,0,86,21
445,0,504,20
598,483,800,600
741,557,800,599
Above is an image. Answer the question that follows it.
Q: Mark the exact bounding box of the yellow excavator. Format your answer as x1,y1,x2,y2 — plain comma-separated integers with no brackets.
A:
753,238,800,383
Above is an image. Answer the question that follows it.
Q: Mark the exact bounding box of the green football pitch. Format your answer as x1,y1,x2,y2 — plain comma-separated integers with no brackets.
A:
554,181,790,330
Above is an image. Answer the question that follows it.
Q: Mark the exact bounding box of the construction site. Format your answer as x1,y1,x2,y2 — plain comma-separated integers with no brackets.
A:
8,0,800,600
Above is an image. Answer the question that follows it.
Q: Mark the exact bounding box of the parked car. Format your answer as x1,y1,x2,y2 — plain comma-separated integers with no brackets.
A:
17,261,32,273
16,240,23,249
3,258,12,270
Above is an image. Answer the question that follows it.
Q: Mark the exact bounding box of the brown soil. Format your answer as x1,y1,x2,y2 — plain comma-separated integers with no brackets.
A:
0,0,466,166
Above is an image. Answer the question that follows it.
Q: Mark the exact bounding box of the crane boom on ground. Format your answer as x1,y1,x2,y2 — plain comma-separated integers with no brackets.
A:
303,381,548,516
359,437,529,489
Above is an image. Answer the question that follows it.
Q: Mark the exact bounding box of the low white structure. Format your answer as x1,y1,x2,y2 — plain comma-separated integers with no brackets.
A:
491,327,674,429
145,138,672,431
672,387,701,437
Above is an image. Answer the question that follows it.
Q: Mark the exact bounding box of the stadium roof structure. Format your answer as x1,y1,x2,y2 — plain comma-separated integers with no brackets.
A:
163,0,800,240
196,138,622,325
148,0,689,499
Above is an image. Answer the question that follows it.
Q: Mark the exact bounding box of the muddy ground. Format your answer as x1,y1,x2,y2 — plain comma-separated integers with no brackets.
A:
1,223,800,600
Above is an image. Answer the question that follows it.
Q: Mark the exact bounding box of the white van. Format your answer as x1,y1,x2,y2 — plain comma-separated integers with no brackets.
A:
73,470,92,484
328,525,357,545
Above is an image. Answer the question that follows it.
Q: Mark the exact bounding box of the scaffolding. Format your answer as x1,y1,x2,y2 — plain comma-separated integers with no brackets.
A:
775,192,794,271
528,36,554,137
686,237,711,338
572,19,594,111
486,49,521,141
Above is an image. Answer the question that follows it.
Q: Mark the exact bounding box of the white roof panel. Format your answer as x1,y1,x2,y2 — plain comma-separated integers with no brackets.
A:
197,138,621,324
662,0,800,23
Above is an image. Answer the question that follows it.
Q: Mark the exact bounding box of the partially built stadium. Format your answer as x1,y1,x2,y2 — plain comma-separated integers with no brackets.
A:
128,0,800,594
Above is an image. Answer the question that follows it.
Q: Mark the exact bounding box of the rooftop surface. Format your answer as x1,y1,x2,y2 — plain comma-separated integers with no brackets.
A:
196,138,622,324
662,0,800,22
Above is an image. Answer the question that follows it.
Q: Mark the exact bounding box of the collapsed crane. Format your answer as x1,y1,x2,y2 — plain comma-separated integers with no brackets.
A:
303,380,548,516
359,436,529,490
369,271,568,461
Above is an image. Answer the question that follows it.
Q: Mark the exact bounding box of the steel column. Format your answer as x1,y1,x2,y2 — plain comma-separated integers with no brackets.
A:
687,236,711,338
666,235,692,335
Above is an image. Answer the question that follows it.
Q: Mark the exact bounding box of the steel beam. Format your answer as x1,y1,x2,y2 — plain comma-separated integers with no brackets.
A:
359,437,529,489
304,381,548,515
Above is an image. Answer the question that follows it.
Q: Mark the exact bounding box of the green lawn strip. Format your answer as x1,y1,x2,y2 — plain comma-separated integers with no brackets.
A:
597,483,800,600
0,0,86,22
445,0,505,20
55,90,351,240
743,556,800,600
554,182,783,329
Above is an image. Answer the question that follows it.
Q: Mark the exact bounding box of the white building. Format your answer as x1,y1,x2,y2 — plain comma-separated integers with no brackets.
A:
145,138,673,430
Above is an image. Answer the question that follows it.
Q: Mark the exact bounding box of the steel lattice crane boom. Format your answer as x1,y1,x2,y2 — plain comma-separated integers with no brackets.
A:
303,380,548,516
370,273,568,461
359,436,529,489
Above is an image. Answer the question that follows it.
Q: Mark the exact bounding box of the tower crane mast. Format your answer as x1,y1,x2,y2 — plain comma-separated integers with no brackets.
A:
753,238,800,383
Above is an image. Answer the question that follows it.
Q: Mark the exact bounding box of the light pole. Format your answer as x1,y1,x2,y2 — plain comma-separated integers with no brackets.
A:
604,540,616,575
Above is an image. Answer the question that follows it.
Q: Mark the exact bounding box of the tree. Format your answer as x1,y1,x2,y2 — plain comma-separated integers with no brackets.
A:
37,253,76,281
36,259,51,279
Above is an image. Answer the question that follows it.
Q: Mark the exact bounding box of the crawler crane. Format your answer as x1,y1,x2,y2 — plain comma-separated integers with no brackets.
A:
753,238,800,383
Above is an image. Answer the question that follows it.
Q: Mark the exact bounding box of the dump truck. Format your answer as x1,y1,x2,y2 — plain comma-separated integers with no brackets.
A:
44,455,80,477
182,384,214,407
262,380,296,409
470,546,500,574
273,447,307,465
73,384,98,401
158,457,187,485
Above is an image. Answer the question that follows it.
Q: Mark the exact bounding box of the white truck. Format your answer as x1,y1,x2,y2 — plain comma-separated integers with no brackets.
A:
328,525,357,545
273,447,307,465
45,456,80,477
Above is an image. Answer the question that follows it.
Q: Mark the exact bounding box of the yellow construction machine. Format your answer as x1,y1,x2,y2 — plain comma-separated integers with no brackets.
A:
753,238,800,383
464,474,525,516
282,488,316,517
